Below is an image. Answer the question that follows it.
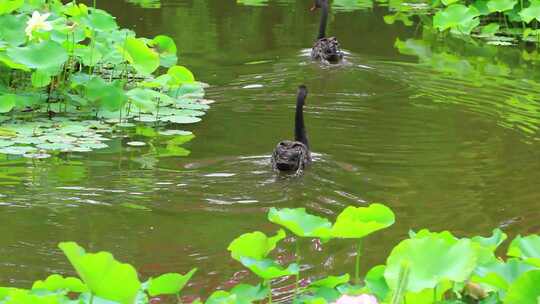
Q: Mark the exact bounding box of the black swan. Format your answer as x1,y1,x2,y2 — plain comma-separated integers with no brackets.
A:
310,0,344,64
271,85,312,175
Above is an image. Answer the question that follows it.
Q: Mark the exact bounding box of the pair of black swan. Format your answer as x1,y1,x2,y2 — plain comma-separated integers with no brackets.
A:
271,0,342,174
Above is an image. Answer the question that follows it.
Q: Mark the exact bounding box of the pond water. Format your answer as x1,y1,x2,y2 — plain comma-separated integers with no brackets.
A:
1,0,540,300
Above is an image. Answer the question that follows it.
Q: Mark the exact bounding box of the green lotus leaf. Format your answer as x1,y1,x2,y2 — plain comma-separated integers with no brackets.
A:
160,115,202,124
384,234,477,292
206,291,237,304
31,70,51,88
122,37,160,75
0,139,14,147
331,203,395,239
486,0,517,12
433,4,480,32
520,0,540,23
0,53,30,71
365,265,390,301
472,258,537,291
84,8,118,32
309,274,350,289
0,145,36,155
229,284,269,304
267,207,332,240
0,93,16,113
7,40,68,75
58,242,141,304
442,0,460,5
0,14,27,46
472,228,507,250
239,257,299,280
151,35,177,67
332,0,373,11
32,274,88,293
0,288,65,304
505,270,540,304
167,65,195,86
147,269,197,296
227,229,285,261
507,235,540,267
85,77,127,111
0,0,23,15
63,2,89,17
480,23,500,36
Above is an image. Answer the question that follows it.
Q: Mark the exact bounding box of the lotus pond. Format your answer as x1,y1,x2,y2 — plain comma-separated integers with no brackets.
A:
0,0,540,303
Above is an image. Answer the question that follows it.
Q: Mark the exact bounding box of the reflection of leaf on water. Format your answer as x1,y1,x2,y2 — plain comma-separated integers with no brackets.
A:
125,0,161,8
392,35,540,141
237,0,269,6
333,0,374,11
53,163,87,183
0,161,26,185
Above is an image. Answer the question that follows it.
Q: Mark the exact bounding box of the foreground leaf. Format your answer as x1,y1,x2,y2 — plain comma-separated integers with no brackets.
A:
58,242,141,304
147,269,197,296
507,235,540,267
239,257,299,280
227,229,285,261
268,207,332,240
384,234,477,292
505,270,540,304
331,203,395,239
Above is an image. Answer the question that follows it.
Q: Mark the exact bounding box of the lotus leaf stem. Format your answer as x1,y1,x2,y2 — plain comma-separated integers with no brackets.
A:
355,239,362,285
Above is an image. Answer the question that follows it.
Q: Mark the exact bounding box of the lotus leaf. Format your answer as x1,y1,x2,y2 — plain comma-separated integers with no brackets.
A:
384,234,477,292
507,235,540,267
433,4,480,33
0,0,23,15
505,270,540,304
486,0,517,12
0,93,16,113
227,229,285,261
58,242,141,304
122,37,160,75
167,65,195,86
331,203,395,239
7,40,68,74
31,70,51,88
147,269,196,296
267,207,332,241
229,284,269,304
0,14,27,46
206,291,237,304
239,257,299,280
84,9,118,32
364,265,389,301
32,274,87,293
160,115,202,124
151,35,177,67
472,258,537,291
520,0,540,23
85,77,127,111
309,274,350,289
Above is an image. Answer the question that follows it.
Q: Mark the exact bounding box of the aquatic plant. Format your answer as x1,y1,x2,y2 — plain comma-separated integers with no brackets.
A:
0,0,210,158
1,203,539,303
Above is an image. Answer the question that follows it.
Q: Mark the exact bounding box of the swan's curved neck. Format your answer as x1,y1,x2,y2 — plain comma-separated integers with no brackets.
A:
295,93,309,148
317,1,329,40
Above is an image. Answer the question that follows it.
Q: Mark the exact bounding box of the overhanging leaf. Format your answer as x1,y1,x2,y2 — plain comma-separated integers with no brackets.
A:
227,229,285,261
147,269,197,296
267,207,332,240
58,242,141,304
331,203,395,239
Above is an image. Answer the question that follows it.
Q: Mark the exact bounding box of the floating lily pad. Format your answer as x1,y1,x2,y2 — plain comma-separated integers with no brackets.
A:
0,146,37,155
158,130,193,136
160,115,201,124
23,153,52,159
127,141,146,147
0,139,14,148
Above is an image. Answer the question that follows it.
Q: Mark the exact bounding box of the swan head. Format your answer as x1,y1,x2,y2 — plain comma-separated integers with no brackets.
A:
310,0,328,11
319,37,343,64
273,141,307,171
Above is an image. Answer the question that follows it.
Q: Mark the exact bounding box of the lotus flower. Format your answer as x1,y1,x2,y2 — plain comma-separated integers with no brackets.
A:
333,294,379,304
25,11,53,39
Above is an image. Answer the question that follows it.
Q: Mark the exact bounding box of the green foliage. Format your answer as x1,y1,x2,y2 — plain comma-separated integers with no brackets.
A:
331,203,395,239
147,269,197,296
59,242,141,304
267,207,332,240
227,229,286,261
0,0,209,158
507,235,540,267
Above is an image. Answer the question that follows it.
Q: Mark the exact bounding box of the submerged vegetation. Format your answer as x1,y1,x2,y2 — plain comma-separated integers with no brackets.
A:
1,203,539,303
0,0,210,158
